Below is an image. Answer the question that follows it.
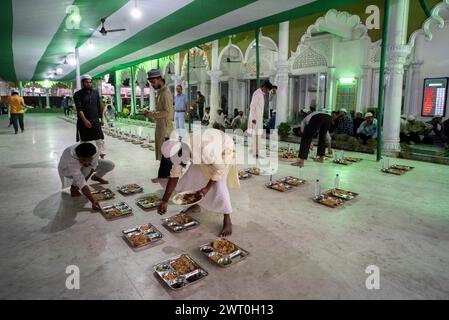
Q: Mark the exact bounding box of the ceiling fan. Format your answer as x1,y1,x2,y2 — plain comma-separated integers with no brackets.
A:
99,17,126,36
226,45,242,64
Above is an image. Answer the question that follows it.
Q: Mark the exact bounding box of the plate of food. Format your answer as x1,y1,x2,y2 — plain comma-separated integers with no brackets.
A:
313,194,345,208
266,181,293,192
122,223,163,250
161,213,200,233
200,239,249,268
117,183,144,195
333,159,351,165
390,164,414,171
135,193,162,210
326,188,358,201
91,188,115,201
279,152,298,160
382,168,406,175
238,170,251,180
100,202,133,220
344,157,363,163
172,190,203,206
154,254,208,290
280,176,306,187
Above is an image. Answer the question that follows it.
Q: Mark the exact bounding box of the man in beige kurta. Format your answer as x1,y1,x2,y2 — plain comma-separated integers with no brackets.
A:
145,69,174,182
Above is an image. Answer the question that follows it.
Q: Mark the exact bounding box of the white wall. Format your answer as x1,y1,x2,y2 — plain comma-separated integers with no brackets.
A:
417,23,449,119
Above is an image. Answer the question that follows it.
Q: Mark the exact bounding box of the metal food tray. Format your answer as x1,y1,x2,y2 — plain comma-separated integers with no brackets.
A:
200,239,249,268
153,254,208,290
91,188,115,201
122,223,163,250
266,181,293,192
344,157,363,162
382,168,406,175
132,140,144,145
313,194,345,208
135,193,162,210
245,167,262,175
161,213,200,233
117,184,144,195
390,164,414,171
333,159,351,165
326,188,358,201
101,201,133,220
238,171,251,180
280,176,306,187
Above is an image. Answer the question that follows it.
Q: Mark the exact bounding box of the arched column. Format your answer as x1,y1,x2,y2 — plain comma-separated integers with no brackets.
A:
275,21,289,127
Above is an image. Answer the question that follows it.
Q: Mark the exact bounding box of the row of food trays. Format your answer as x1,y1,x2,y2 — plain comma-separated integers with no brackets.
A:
381,164,414,175
103,128,155,149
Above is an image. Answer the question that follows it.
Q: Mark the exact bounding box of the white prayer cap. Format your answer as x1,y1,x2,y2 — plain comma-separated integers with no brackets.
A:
81,74,92,81
400,114,407,119
407,115,416,121
339,108,348,113
161,139,182,159
365,112,373,118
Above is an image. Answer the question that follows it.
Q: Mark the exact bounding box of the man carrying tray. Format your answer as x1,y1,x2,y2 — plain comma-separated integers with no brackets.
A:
58,142,115,210
157,128,240,236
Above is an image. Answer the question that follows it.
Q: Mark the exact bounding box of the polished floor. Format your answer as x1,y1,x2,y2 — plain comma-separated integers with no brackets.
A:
0,114,448,300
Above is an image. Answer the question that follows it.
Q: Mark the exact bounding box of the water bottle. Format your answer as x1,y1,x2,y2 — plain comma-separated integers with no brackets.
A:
334,174,340,189
385,157,390,169
315,179,321,198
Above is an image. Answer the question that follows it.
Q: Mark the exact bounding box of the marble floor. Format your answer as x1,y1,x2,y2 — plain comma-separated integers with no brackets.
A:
0,114,448,300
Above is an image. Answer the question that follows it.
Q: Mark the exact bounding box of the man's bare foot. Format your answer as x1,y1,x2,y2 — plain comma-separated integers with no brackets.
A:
219,214,232,237
91,175,108,184
180,204,201,214
70,186,81,197
291,159,304,167
151,177,160,183
313,156,324,163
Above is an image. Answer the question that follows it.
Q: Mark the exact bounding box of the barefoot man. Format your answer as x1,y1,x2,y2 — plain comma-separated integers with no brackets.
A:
248,81,273,158
292,109,332,168
58,142,115,210
157,128,240,236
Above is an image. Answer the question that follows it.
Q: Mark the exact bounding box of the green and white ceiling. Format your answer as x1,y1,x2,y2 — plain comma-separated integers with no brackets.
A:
0,0,363,82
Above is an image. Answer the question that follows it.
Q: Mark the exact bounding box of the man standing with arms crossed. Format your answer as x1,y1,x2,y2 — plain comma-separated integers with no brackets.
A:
174,84,188,138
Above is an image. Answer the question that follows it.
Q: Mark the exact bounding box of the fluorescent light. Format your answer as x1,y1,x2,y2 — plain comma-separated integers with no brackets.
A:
131,7,141,19
339,77,356,85
88,42,94,50
44,80,50,86
68,57,76,66
56,68,63,74
320,74,325,79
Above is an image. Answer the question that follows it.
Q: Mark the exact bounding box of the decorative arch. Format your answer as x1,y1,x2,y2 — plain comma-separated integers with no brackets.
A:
243,31,278,64
180,48,210,78
292,46,327,70
218,38,244,64
162,60,175,77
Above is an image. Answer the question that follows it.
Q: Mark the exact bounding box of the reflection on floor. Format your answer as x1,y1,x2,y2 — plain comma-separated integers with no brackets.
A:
0,114,448,299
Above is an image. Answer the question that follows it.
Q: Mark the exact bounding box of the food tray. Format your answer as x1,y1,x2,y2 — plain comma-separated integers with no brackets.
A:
100,201,133,220
266,181,293,192
390,164,414,171
153,254,208,290
344,157,363,162
326,188,358,201
279,176,306,187
117,183,144,195
279,152,298,160
135,193,162,210
245,167,271,176
91,188,115,201
333,159,351,165
313,194,345,208
200,239,249,268
172,190,204,206
382,168,406,175
132,140,144,145
238,170,251,180
122,223,163,250
161,213,200,233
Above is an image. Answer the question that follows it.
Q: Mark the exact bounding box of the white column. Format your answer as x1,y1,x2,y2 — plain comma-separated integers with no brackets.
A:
407,34,424,117
171,75,183,87
275,21,289,126
75,47,81,91
326,66,336,113
45,88,50,108
208,40,221,125
316,73,321,109
359,65,371,113
149,86,156,110
382,0,410,155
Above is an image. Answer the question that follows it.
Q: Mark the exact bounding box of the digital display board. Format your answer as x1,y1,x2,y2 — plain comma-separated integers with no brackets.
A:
422,78,448,117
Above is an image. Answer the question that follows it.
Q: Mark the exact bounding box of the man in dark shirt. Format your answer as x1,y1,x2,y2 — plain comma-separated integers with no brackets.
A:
73,74,104,155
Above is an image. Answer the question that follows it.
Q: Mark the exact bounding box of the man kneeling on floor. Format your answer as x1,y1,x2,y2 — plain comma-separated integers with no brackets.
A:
58,142,115,210
157,128,240,236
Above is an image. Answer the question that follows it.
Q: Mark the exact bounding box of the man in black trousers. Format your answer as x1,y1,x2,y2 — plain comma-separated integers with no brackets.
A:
292,109,332,168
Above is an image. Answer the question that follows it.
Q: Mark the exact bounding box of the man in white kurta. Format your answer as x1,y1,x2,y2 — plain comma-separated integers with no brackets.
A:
247,81,273,157
157,128,240,236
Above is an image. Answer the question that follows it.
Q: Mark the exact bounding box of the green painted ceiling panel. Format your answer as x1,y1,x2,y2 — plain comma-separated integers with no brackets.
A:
0,0,16,82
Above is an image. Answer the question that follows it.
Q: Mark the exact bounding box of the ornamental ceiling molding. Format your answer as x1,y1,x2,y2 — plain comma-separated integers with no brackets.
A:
369,40,382,65
300,9,369,44
408,0,449,47
290,45,328,71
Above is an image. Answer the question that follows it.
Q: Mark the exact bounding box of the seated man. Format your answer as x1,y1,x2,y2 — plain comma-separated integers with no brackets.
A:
230,111,242,129
266,111,276,133
400,115,432,144
157,128,240,236
202,107,211,126
356,112,377,144
103,105,116,127
335,108,354,136
58,142,115,210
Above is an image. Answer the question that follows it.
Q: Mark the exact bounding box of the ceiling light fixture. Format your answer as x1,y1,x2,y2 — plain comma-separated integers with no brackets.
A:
68,57,76,66
131,0,141,19
63,56,68,65
88,41,94,50
56,68,63,75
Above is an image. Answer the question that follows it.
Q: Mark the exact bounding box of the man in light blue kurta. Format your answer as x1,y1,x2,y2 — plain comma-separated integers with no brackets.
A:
174,85,188,137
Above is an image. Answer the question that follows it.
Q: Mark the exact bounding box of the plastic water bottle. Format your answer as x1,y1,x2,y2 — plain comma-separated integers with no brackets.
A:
385,157,390,169
334,174,340,189
315,179,321,198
